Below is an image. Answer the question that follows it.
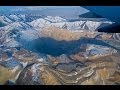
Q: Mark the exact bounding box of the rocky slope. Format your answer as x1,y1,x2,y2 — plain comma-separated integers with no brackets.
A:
15,26,120,85
0,14,120,85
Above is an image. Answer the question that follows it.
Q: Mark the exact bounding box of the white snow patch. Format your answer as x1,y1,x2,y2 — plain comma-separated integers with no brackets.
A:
9,15,21,21
29,16,112,31
11,65,20,73
31,64,40,82
21,62,28,68
86,44,117,56
20,30,40,41
30,18,51,28
37,58,44,62
44,16,66,23
0,16,13,25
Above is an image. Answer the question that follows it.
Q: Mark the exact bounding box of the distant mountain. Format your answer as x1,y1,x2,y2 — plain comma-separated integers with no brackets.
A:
79,11,103,18
29,16,112,31
0,12,118,85
0,6,89,20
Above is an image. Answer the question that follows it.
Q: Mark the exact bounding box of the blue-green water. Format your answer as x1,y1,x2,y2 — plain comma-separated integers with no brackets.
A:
19,37,119,57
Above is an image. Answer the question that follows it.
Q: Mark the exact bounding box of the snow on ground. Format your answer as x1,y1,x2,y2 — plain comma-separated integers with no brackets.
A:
0,16,13,25
0,22,31,34
29,18,51,29
31,63,40,82
9,15,22,21
86,44,117,56
20,30,40,41
44,16,67,23
20,62,28,68
0,57,21,68
29,17,112,31
37,58,44,62
5,38,19,47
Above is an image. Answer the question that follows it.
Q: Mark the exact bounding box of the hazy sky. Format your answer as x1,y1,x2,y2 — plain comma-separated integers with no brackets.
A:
0,6,90,18
0,6,89,12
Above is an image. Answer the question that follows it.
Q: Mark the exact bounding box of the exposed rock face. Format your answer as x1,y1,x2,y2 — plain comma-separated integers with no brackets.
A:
29,17,112,31
13,48,38,64
0,64,22,85
15,26,120,85
0,14,120,85
16,63,61,85
40,26,99,41
0,47,39,85
16,52,120,85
